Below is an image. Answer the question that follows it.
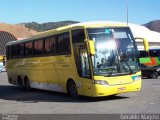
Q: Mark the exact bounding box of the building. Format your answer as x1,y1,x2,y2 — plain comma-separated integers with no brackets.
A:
0,31,17,65
129,23,160,50
100,21,160,50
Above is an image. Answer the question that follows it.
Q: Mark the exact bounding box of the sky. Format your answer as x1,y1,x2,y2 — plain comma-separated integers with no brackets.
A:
0,0,160,25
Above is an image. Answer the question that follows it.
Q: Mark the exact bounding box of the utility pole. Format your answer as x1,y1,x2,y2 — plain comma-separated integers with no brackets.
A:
126,0,128,25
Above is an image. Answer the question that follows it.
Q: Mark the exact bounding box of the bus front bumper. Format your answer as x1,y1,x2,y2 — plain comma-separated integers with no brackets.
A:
92,80,141,97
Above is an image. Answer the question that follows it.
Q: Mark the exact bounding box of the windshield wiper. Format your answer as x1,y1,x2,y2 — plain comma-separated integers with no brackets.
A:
120,60,133,74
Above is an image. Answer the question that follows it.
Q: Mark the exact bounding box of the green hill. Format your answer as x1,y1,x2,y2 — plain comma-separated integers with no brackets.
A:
22,20,160,33
143,20,160,33
22,21,80,32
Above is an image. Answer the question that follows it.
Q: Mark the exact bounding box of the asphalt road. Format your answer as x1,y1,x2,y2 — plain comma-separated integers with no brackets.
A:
0,72,160,114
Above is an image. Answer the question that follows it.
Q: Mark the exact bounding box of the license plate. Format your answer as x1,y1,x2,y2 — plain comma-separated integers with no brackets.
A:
118,87,126,91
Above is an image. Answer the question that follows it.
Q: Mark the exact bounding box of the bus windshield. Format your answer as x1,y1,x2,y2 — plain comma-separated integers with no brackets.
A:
87,27,140,76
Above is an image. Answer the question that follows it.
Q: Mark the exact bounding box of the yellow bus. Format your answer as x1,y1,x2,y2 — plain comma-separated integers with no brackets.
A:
6,21,148,98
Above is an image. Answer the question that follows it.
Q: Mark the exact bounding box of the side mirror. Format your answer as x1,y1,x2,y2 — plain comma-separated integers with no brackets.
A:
86,40,95,55
135,37,148,51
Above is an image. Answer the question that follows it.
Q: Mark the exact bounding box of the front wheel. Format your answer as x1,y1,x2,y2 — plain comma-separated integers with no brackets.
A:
68,81,79,98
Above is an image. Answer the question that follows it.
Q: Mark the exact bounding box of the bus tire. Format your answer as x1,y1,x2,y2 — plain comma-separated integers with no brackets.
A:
24,77,31,91
18,76,25,90
68,80,79,98
151,72,158,79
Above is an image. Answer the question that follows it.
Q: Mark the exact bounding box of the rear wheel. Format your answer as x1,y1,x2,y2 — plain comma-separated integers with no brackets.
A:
24,77,31,91
68,81,78,98
18,77,25,90
151,72,158,79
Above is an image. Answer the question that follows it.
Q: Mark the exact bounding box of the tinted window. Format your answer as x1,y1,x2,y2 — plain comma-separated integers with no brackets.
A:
57,32,70,54
6,46,12,59
57,35,64,53
17,43,24,58
149,50,160,57
139,51,148,58
63,33,70,52
11,45,17,58
72,29,85,44
8,44,24,59
45,36,57,54
25,42,33,56
50,37,57,53
34,40,44,55
45,38,50,53
8,46,12,59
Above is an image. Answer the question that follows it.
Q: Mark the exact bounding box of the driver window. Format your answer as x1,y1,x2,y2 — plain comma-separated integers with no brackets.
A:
72,29,91,78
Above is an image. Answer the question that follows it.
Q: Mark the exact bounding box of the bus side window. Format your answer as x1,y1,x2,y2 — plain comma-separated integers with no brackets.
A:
17,43,24,58
45,38,51,53
11,45,17,59
149,50,159,57
25,42,33,57
50,37,57,53
138,51,148,58
44,36,56,54
33,40,43,55
57,32,70,54
6,46,11,59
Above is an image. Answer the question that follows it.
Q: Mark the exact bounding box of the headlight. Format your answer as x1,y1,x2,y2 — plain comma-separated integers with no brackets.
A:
132,76,141,81
93,80,108,85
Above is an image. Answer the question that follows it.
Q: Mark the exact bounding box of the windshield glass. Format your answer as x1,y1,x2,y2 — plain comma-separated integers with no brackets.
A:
87,27,140,76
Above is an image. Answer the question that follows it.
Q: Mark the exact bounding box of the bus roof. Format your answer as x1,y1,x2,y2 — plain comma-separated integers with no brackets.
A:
6,21,128,46
71,21,128,27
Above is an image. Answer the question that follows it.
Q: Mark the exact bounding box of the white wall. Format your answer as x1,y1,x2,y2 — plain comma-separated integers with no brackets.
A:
128,23,160,50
